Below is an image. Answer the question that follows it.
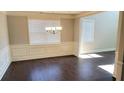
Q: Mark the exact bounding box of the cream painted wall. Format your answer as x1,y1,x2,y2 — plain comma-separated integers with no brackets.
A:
7,16,74,45
7,16,29,44
0,12,11,79
79,12,119,54
74,18,80,56
7,15,74,61
61,19,74,42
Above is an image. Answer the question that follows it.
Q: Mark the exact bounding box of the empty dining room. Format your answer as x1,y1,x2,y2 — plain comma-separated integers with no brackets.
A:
0,11,124,81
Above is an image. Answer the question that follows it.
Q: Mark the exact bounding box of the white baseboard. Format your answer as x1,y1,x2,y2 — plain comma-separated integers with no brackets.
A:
80,48,116,54
0,60,10,80
10,42,74,61
0,47,11,80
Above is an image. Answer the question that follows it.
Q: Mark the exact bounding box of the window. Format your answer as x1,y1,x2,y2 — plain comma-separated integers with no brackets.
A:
28,19,61,45
81,19,95,43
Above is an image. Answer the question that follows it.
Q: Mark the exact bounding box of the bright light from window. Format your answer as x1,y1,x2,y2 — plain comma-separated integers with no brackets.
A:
98,64,114,74
28,19,61,45
81,19,95,43
56,27,62,30
51,27,56,30
45,27,62,31
45,27,52,30
79,54,103,59
88,54,103,57
79,55,92,59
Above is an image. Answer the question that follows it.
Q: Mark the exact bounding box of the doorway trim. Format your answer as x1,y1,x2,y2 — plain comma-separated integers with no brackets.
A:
114,11,124,80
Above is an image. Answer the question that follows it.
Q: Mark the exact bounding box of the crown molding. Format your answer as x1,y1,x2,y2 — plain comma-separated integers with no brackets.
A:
0,11,7,15
6,11,75,19
6,11,103,19
75,11,103,18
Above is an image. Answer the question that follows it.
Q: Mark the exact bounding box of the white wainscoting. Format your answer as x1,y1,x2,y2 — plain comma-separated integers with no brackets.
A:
0,46,11,80
10,42,74,61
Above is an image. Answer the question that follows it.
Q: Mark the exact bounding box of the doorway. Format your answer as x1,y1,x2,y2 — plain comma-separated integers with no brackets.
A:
78,11,119,79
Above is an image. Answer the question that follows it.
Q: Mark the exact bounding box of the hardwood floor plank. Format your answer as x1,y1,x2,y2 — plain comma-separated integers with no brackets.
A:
1,51,115,81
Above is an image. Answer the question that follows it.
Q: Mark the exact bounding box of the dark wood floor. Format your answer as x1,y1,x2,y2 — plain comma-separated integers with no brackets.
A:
2,51,115,81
